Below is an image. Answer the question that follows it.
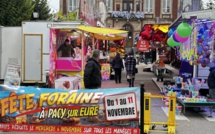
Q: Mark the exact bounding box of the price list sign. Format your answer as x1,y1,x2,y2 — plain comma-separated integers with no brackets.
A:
104,93,138,121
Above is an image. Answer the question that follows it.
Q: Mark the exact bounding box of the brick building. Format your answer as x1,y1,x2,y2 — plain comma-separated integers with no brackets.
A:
106,0,179,48
60,0,179,48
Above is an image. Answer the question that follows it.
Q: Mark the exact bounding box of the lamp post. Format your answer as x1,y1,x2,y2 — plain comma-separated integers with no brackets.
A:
33,12,39,20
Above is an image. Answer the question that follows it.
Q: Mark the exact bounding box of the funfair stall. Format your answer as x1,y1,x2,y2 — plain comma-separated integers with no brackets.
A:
76,26,128,81
49,25,83,89
163,10,215,115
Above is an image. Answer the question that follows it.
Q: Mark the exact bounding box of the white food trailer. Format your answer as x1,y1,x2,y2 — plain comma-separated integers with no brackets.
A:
0,21,82,86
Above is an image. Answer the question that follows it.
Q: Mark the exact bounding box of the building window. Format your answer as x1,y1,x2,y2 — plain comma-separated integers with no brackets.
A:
136,1,141,11
116,4,121,11
144,0,154,13
105,0,112,11
162,0,171,13
123,0,133,11
68,0,78,11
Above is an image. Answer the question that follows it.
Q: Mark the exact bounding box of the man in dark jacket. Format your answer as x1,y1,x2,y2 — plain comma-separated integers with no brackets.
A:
57,39,75,58
84,49,101,89
208,66,215,98
112,53,124,83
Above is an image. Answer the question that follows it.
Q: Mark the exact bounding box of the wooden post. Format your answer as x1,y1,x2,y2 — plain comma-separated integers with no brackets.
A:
81,31,84,71
92,34,95,50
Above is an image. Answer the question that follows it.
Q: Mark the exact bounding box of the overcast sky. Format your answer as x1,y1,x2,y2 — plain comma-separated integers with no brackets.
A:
48,0,60,13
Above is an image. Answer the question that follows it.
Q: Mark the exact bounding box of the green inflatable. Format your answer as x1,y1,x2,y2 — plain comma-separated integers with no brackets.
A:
167,36,181,47
176,22,192,38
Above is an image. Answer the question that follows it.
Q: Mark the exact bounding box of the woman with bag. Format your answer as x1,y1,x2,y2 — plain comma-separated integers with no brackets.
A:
112,53,124,83
125,52,137,87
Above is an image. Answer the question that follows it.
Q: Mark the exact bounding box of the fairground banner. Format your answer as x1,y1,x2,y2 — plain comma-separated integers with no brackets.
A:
0,85,140,134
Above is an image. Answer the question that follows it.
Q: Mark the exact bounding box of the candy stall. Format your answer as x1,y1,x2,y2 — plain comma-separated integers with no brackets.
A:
49,28,83,90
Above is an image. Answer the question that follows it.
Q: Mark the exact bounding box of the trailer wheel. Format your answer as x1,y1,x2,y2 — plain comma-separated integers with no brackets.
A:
152,124,156,130
163,124,168,128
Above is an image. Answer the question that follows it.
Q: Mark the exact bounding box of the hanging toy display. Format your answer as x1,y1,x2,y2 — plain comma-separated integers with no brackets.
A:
173,19,215,67
195,20,215,67
140,24,153,40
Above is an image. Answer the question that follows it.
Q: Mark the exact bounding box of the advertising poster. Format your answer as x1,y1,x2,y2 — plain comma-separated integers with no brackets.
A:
101,64,111,80
0,86,140,134
4,64,21,86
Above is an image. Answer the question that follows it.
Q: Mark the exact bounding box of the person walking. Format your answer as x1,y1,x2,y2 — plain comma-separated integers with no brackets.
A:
208,64,215,98
125,52,137,87
84,49,101,89
112,53,124,84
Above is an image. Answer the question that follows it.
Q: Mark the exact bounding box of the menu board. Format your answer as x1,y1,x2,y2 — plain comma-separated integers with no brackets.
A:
4,64,21,86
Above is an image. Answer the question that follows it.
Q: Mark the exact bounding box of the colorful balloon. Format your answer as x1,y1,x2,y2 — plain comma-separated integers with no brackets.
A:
173,31,189,43
176,22,192,37
168,28,175,37
167,36,181,47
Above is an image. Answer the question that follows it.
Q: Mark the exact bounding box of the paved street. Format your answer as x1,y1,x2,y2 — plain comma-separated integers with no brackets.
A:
102,63,215,134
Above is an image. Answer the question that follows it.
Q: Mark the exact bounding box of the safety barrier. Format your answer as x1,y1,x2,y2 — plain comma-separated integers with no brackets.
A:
144,92,178,134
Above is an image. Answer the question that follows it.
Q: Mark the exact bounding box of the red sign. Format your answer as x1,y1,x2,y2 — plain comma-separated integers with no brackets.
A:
137,39,149,52
0,124,140,134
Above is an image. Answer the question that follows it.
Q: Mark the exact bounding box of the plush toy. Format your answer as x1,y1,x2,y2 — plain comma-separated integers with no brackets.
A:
140,24,153,40
141,31,151,40
152,30,165,42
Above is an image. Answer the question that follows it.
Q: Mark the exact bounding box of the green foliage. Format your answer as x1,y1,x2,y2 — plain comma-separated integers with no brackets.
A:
0,0,53,26
56,11,77,21
0,0,34,26
32,0,53,20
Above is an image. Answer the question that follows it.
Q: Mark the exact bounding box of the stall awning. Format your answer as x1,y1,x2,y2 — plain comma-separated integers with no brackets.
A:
152,25,169,33
92,34,125,40
169,15,183,29
77,25,128,35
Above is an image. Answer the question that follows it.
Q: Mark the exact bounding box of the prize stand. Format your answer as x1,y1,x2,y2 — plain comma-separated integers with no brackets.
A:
164,14,215,115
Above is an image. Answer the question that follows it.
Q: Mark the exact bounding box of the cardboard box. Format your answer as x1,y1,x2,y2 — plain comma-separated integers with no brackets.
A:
55,77,80,90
